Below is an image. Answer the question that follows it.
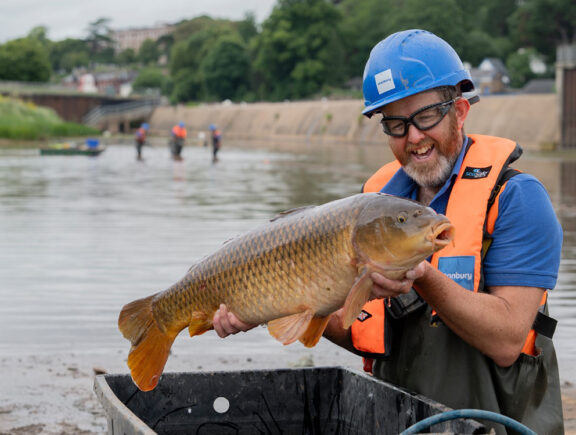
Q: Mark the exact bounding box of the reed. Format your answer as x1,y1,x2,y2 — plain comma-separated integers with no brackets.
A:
0,96,99,140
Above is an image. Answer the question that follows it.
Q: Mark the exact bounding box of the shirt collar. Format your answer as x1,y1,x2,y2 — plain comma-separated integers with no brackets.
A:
382,136,470,201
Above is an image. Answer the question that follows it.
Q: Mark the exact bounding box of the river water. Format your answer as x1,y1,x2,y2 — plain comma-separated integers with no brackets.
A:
1,141,575,389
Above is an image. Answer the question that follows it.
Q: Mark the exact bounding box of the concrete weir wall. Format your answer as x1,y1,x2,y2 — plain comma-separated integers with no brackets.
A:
150,94,559,151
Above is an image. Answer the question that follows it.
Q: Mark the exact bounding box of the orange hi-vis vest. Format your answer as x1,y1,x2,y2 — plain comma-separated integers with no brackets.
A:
136,127,147,140
172,126,187,138
351,134,552,360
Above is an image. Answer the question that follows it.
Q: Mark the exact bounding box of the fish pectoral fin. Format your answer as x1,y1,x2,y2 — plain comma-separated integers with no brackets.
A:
188,311,212,336
299,314,331,348
341,267,373,329
268,309,315,345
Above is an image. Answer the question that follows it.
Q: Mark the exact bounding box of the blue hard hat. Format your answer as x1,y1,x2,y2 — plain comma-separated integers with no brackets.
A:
142,123,149,130
209,124,216,131
178,121,185,127
362,29,474,117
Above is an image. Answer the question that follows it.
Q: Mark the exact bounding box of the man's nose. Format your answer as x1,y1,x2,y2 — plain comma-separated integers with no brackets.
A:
406,123,426,143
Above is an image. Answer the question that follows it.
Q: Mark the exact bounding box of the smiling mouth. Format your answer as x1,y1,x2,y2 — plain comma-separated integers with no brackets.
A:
411,144,434,159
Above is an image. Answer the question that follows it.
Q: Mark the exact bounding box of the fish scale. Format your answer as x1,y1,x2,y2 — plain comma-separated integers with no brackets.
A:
118,192,453,391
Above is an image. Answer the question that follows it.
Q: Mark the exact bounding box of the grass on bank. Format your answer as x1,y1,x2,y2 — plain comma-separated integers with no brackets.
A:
0,95,100,140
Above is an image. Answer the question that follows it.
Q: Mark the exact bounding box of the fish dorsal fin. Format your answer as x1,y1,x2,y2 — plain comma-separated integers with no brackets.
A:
299,314,331,348
267,309,315,345
270,205,316,222
341,266,373,328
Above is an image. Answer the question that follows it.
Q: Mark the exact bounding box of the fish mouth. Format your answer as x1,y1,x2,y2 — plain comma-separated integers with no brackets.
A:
429,221,454,250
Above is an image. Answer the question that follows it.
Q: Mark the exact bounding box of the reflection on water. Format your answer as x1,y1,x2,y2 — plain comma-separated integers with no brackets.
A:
0,144,575,384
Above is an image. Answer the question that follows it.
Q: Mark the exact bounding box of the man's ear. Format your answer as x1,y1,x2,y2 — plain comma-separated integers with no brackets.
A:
455,97,470,130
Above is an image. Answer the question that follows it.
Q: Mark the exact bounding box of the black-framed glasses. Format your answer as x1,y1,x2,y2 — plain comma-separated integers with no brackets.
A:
380,98,459,137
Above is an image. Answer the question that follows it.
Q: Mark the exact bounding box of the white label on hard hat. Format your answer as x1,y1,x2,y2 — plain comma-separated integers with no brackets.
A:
375,69,395,94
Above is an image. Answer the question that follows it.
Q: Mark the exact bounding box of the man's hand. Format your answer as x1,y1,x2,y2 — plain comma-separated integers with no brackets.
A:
213,304,256,338
369,261,427,300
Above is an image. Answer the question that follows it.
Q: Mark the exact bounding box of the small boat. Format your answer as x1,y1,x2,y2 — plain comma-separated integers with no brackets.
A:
40,138,105,156
94,367,487,434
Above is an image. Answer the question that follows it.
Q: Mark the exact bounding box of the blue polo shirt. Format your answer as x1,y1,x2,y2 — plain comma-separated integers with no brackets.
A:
380,136,562,290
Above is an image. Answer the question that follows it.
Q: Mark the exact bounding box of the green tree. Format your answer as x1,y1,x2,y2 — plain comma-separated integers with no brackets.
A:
50,38,90,72
156,33,175,63
337,0,467,78
506,48,538,88
0,38,51,82
460,30,500,66
173,16,230,42
86,17,114,63
60,51,91,71
170,69,203,103
169,21,238,102
253,0,345,100
509,0,576,61
236,12,258,43
132,68,167,93
139,39,160,65
117,48,137,65
386,0,467,57
169,34,208,101
27,26,51,48
202,37,251,100
337,0,398,79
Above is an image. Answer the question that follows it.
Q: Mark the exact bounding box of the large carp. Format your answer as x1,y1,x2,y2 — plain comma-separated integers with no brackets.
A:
119,193,453,391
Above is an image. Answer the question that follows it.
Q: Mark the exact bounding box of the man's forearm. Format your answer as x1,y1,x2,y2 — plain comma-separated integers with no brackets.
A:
323,310,359,354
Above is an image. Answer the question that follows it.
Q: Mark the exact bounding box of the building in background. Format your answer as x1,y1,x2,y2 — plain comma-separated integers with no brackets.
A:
469,58,510,95
63,68,138,96
111,24,174,53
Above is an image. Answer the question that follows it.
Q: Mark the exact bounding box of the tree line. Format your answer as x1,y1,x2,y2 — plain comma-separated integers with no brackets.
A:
1,0,574,103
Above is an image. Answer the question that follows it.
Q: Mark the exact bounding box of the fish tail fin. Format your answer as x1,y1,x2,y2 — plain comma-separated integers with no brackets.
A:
118,295,177,391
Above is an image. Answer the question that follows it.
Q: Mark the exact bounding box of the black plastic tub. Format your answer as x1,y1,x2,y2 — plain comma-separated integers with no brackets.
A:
94,366,486,434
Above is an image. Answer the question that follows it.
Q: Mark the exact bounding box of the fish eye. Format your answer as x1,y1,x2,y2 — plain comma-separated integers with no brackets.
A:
397,213,407,224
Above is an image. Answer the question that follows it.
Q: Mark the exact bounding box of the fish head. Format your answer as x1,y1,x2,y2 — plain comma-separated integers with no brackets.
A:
353,193,454,275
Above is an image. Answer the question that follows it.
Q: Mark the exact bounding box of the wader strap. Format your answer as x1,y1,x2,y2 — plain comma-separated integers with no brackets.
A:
387,289,426,319
533,310,557,339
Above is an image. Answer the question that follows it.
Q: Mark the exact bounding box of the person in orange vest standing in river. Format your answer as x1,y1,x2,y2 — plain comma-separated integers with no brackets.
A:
170,121,187,161
135,123,148,160
210,29,564,434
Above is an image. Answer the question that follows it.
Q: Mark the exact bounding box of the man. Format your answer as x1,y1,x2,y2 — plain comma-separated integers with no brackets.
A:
135,122,148,160
209,123,222,163
213,29,563,434
170,121,187,160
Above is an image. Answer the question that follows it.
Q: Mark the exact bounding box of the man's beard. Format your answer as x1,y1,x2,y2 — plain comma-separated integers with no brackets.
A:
404,152,457,187
402,116,461,188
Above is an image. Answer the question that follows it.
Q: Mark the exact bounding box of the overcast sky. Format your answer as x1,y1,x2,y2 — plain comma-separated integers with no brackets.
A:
0,0,277,43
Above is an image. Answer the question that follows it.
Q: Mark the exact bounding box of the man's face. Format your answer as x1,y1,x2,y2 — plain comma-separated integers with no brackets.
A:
381,91,468,188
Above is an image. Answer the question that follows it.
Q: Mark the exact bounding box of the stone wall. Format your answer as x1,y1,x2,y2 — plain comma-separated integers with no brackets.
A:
150,94,558,151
